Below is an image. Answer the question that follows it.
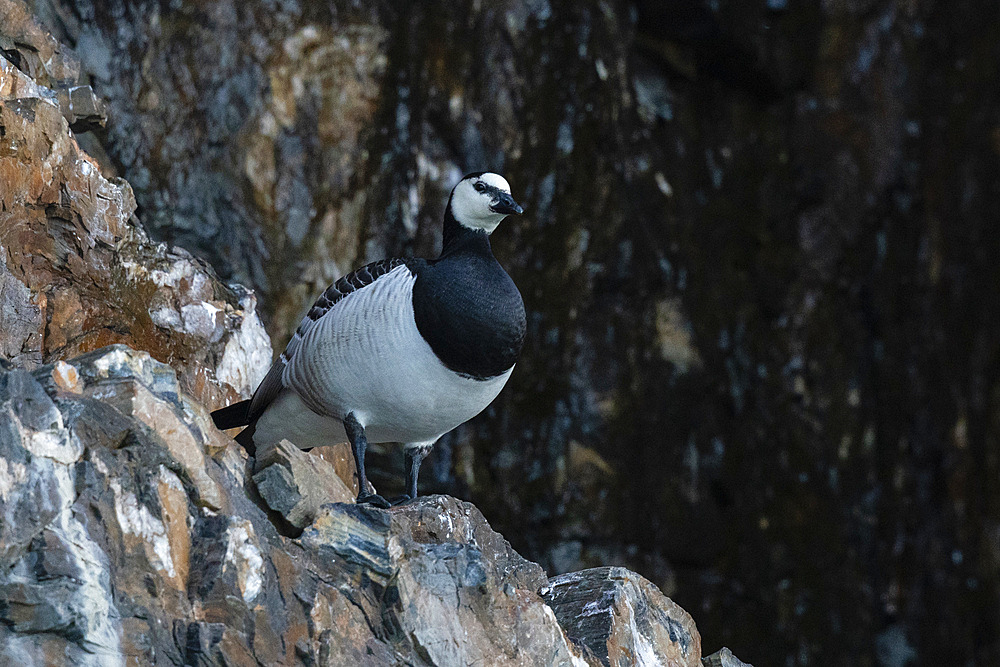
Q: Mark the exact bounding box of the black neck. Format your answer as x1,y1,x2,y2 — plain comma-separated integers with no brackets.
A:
412,200,526,379
441,204,492,258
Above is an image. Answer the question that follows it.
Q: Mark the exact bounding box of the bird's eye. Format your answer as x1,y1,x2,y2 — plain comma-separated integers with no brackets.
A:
474,182,487,193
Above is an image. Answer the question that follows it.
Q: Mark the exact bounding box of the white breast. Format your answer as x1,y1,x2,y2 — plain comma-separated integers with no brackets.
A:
255,264,513,448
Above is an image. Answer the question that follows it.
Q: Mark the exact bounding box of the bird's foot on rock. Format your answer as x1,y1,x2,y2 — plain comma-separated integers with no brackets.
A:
356,492,391,509
389,494,414,506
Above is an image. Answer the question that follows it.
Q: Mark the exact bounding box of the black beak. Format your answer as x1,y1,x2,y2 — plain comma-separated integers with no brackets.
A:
490,193,524,216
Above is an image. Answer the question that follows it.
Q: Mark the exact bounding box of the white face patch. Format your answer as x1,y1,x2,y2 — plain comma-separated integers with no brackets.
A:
450,173,515,234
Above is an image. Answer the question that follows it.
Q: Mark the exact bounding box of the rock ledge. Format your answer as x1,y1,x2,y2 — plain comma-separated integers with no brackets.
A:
0,344,749,666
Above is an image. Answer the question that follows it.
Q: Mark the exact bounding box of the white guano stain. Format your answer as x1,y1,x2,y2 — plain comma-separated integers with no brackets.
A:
57,506,123,665
92,346,141,378
624,595,662,666
148,260,195,288
148,304,183,330
3,403,123,664
179,301,221,338
14,401,83,466
158,465,185,493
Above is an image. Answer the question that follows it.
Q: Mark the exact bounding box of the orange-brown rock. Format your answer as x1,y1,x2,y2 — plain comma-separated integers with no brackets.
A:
1,44,270,410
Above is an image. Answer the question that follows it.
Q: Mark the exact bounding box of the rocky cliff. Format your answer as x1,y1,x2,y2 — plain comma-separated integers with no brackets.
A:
0,343,717,665
0,3,750,664
0,344,715,665
6,0,1000,663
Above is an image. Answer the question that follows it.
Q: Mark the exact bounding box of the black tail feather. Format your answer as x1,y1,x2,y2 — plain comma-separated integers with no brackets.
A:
235,423,257,457
211,400,251,430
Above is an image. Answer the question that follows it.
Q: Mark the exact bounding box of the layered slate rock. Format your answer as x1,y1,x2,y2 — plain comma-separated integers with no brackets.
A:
304,497,591,667
0,12,743,661
545,567,702,667
0,347,274,665
0,343,748,665
253,438,355,531
0,345,588,665
32,0,1000,662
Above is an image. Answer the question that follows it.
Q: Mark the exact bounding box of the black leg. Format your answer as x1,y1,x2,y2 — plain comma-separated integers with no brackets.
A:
388,445,431,506
405,445,430,500
343,413,389,509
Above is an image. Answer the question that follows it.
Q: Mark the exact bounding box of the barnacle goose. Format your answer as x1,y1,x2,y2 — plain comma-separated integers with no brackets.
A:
212,172,526,508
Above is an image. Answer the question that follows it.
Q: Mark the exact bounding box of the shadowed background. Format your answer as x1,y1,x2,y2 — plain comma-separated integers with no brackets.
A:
19,0,1000,663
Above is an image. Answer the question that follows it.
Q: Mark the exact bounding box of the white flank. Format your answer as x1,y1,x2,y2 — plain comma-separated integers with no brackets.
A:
255,264,512,449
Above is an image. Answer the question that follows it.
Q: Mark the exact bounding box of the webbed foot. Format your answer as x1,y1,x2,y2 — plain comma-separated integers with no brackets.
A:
356,492,391,509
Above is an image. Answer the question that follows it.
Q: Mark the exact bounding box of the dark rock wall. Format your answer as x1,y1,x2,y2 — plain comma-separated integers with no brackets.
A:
17,0,1000,664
